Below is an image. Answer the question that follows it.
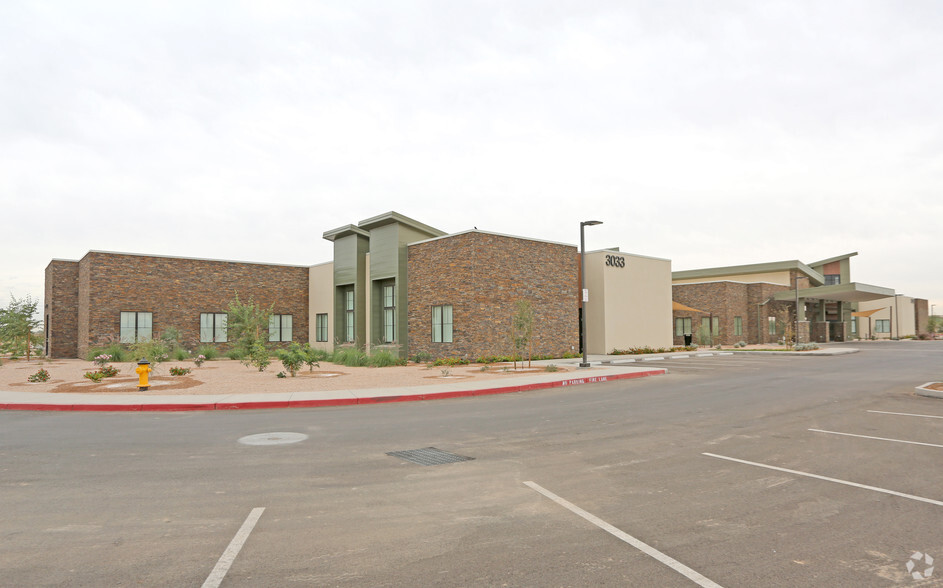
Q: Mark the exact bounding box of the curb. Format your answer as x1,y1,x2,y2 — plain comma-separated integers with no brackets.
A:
915,382,943,399
0,369,665,412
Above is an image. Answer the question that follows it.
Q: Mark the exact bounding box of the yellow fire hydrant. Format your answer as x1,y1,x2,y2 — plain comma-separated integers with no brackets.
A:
135,359,151,391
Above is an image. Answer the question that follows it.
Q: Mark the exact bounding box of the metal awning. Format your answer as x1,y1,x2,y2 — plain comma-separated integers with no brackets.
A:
773,282,895,303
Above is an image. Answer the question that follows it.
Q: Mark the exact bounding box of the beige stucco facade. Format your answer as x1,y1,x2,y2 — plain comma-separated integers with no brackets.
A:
856,296,917,339
308,261,334,351
584,250,672,354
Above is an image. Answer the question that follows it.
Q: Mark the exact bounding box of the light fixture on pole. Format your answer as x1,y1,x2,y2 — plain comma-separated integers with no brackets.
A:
580,220,602,368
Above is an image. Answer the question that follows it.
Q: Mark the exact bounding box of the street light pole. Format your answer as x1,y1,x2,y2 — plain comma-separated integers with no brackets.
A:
579,220,602,368
795,276,801,346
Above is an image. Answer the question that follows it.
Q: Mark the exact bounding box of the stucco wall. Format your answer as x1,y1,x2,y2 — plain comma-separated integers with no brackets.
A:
857,296,916,339
584,250,672,353
308,262,334,351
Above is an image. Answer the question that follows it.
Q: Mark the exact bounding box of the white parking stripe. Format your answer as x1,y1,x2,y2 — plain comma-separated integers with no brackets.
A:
202,507,265,588
703,453,943,507
524,481,724,588
868,410,943,420
809,428,943,449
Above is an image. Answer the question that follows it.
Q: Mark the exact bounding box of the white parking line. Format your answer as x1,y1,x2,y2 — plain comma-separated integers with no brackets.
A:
524,481,724,588
809,428,943,449
202,507,266,588
703,453,943,507
868,410,943,420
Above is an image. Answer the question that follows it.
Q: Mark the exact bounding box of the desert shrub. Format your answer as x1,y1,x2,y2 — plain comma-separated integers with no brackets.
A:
432,357,469,367
195,345,219,360
245,342,271,372
128,339,170,369
83,370,106,383
193,354,206,367
301,344,329,370
276,371,287,378
368,350,406,367
88,344,133,363
27,369,50,383
226,348,245,360
169,366,191,376
276,343,306,376
562,351,579,359
172,347,190,361
409,351,432,364
333,347,368,367
99,365,119,377
795,343,820,351
545,364,559,372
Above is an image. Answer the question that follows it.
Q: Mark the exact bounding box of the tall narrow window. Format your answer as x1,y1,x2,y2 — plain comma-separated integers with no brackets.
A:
344,288,355,343
768,316,777,335
734,316,742,336
711,317,719,336
200,313,228,343
382,282,395,344
316,313,329,342
851,317,857,334
120,311,152,343
432,304,453,343
675,318,684,336
269,314,293,342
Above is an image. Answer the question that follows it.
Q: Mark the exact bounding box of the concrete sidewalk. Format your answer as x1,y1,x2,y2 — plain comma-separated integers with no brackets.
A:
0,364,666,412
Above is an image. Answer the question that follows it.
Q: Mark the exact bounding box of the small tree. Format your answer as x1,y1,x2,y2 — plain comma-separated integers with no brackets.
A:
227,294,273,360
510,300,535,369
0,295,43,361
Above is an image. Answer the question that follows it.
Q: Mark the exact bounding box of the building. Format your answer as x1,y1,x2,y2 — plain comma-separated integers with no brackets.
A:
45,212,673,360
671,252,928,345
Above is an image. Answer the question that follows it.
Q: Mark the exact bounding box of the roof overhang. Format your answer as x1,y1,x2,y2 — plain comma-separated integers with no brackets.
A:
322,224,370,242
809,252,858,267
773,282,895,303
673,260,824,286
357,211,446,238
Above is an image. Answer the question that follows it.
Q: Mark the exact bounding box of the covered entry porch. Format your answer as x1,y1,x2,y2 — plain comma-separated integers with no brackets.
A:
773,282,895,343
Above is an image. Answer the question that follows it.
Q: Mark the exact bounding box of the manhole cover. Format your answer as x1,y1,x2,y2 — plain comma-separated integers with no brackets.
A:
238,432,309,446
386,447,474,466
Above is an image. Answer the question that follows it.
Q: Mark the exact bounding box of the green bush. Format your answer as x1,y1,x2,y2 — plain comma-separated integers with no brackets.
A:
226,348,245,360
333,347,368,367
368,350,406,367
276,343,305,376
409,351,432,364
432,357,469,367
27,369,50,383
169,366,191,376
83,370,106,383
87,343,133,363
544,364,560,372
128,339,170,370
195,345,219,360
172,347,190,361
244,342,271,372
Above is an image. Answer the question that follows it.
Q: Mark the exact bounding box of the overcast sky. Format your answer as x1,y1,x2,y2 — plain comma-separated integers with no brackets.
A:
2,1,941,314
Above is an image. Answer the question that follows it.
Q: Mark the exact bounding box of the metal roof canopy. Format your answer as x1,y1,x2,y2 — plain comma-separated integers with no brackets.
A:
773,282,895,303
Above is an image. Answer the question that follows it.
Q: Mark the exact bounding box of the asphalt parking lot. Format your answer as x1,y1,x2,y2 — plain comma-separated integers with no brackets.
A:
1,341,941,586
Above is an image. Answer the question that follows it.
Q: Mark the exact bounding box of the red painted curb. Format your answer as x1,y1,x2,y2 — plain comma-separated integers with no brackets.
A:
0,369,665,412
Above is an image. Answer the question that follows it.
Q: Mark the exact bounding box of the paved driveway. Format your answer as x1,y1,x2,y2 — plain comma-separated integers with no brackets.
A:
1,341,941,586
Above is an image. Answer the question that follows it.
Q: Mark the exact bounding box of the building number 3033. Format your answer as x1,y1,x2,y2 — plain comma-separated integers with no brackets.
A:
605,254,626,268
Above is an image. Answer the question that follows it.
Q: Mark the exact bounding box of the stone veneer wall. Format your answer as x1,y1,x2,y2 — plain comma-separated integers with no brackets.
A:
72,252,309,358
44,260,80,358
672,280,793,345
407,232,579,360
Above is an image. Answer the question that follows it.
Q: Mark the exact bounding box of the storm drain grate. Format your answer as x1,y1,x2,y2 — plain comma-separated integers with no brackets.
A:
386,447,475,466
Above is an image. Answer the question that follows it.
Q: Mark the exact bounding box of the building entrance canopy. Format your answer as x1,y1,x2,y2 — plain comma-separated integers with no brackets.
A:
773,282,895,303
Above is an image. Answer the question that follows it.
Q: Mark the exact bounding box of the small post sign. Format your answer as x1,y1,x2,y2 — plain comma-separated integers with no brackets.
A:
582,289,589,302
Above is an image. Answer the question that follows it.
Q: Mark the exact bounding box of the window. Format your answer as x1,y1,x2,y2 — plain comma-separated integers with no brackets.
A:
382,282,395,344
344,288,355,343
268,314,293,342
875,319,890,333
768,316,777,335
200,313,228,343
851,317,857,334
432,304,453,343
825,274,841,286
712,317,719,336
675,317,691,336
120,311,152,343
734,316,743,336
315,313,329,342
